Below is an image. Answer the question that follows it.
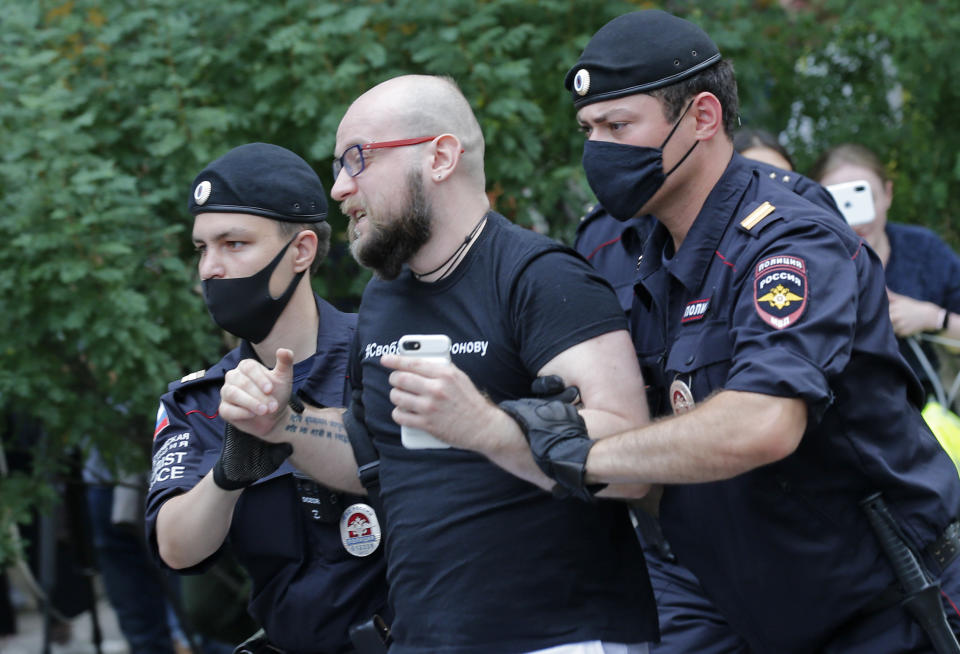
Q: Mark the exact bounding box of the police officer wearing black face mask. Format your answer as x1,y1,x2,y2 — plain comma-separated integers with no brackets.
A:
145,143,389,654
500,10,960,654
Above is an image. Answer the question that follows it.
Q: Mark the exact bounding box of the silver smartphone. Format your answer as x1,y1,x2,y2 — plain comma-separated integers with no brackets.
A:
397,334,453,449
825,179,876,226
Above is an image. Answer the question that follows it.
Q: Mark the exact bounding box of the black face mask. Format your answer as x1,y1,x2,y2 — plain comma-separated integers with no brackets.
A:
201,236,303,344
581,99,698,221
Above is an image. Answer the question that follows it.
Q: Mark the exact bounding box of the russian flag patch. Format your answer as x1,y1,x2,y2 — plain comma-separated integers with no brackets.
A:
153,403,170,440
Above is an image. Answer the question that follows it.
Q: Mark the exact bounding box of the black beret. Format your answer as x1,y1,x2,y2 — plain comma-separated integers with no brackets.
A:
564,10,721,109
188,142,327,222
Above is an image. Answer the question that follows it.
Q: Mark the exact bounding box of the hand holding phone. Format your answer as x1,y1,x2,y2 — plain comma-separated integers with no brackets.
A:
397,334,453,449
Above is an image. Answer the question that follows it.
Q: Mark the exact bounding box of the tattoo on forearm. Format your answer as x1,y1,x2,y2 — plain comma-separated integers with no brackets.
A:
283,412,347,443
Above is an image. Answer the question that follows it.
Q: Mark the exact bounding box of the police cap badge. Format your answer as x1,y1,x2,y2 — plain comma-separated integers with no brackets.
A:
188,143,328,223
564,10,722,109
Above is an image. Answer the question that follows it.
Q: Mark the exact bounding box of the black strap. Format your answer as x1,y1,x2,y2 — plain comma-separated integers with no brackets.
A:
344,394,381,499
344,334,383,513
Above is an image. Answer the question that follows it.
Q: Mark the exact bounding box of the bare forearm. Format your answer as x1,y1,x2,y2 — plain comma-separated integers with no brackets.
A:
480,404,650,496
476,403,557,490
579,408,651,498
586,391,806,485
156,474,240,569
275,406,365,495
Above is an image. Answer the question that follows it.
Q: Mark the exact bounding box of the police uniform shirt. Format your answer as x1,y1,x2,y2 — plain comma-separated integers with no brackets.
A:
630,152,960,653
146,295,387,654
574,164,839,319
354,211,657,654
573,206,654,313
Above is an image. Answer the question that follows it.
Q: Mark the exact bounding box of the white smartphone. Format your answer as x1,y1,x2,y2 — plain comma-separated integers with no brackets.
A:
397,334,453,449
825,179,876,226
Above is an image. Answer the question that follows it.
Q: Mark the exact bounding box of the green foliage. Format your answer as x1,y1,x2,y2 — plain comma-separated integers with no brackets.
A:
1,0,957,563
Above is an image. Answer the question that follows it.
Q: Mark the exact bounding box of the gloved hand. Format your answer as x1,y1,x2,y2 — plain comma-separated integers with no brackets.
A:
530,374,581,404
212,424,293,491
498,398,602,502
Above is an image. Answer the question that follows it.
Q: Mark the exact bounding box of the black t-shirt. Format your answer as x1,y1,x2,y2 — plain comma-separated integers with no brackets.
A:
355,212,657,653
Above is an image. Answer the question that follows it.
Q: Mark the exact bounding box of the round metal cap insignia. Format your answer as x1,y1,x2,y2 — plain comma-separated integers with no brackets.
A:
670,379,695,415
339,503,381,557
573,69,591,96
193,180,212,205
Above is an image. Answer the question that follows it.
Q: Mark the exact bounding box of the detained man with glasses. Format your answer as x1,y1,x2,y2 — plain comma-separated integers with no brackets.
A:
219,74,659,654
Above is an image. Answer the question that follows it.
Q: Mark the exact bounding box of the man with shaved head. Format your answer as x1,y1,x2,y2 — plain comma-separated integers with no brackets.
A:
219,75,658,653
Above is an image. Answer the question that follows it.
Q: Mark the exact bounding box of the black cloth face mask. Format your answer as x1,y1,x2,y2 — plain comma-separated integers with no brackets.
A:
581,99,698,221
201,235,304,344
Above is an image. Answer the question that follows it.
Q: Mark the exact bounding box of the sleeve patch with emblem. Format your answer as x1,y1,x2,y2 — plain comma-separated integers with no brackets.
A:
754,255,807,329
153,401,170,440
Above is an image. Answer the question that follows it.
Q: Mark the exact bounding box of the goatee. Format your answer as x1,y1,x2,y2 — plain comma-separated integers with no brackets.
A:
349,170,432,280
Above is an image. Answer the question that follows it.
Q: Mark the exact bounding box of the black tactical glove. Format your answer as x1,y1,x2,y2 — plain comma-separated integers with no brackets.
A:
498,398,603,502
212,425,293,490
212,396,301,491
530,374,581,404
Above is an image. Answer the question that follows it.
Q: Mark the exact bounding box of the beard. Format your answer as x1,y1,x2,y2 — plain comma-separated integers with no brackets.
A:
348,170,432,281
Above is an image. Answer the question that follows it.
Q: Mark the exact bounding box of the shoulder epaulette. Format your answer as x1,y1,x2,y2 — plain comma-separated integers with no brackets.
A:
576,203,604,227
180,369,206,383
764,169,796,187
168,365,227,392
737,200,779,237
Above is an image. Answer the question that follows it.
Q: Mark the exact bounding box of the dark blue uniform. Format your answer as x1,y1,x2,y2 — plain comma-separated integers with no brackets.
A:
574,207,654,313
574,162,841,654
632,152,960,653
145,295,388,654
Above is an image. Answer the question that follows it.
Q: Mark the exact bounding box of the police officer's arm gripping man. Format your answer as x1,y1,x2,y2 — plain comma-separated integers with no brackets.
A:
586,390,806,484
223,333,652,500
381,327,651,496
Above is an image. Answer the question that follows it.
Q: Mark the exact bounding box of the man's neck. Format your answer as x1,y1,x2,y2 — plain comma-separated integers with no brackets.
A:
409,192,491,283
253,280,319,367
656,142,733,251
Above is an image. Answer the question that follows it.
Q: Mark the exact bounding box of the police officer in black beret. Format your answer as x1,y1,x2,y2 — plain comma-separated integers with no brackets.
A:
501,10,960,653
145,143,389,654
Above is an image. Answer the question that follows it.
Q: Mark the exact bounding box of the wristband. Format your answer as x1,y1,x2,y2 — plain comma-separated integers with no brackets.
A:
212,424,292,490
941,308,951,331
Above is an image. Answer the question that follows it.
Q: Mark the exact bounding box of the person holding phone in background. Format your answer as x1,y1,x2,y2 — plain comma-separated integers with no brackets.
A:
219,75,659,654
812,143,960,341
811,143,960,384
